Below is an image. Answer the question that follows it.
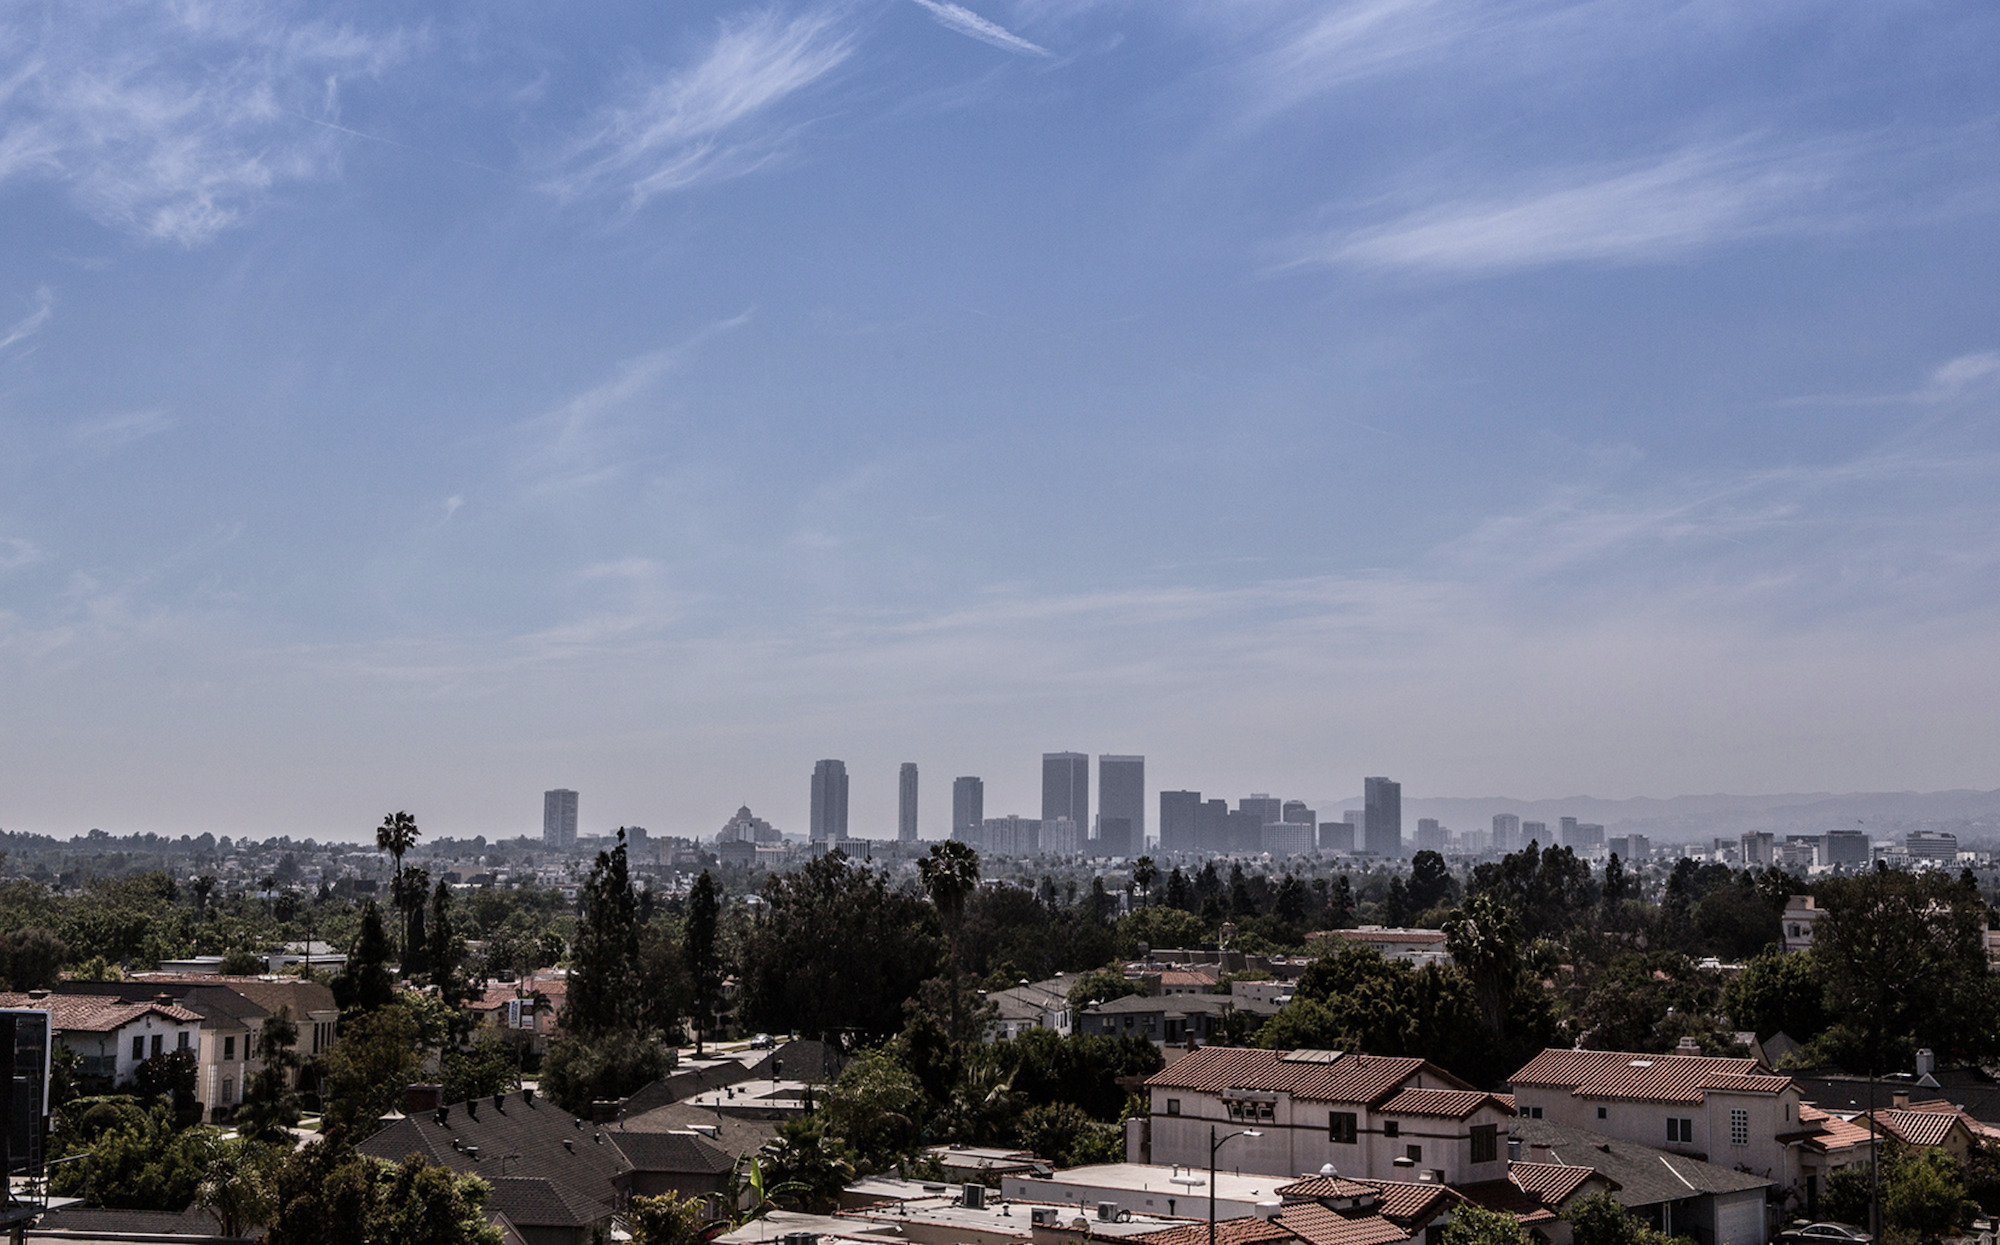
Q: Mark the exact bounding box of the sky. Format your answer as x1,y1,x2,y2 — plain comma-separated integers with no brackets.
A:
1,0,1997,843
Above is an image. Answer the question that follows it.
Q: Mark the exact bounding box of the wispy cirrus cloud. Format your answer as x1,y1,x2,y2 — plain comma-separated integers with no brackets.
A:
73,409,174,455
545,9,854,211
0,285,52,353
907,0,1051,57
0,2,409,245
1298,140,1840,275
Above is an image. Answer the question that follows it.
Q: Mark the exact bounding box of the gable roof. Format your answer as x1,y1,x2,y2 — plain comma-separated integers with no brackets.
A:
51,980,268,1027
1509,1049,1789,1104
483,1176,615,1230
1378,1088,1511,1119
1506,1162,1600,1207
613,1102,781,1161
358,1089,626,1219
1129,1216,1301,1245
1276,1175,1380,1201
1862,1106,1979,1149
1147,1048,1467,1103
1509,1118,1773,1208
0,992,201,1034
604,1129,736,1175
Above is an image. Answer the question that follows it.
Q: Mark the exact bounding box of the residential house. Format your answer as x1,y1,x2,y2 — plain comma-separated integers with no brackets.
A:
1308,929,1451,968
1858,1100,2000,1163
1511,1117,1774,1245
1142,1047,1517,1186
987,981,1073,1041
1507,1045,1870,1209
0,993,201,1093
1077,994,1248,1047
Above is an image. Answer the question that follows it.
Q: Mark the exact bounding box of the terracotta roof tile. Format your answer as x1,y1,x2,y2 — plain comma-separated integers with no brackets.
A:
1865,1108,1970,1149
1129,1217,1299,1245
1276,1176,1378,1201
1379,1088,1508,1119
1509,1049,1787,1105
1274,1203,1418,1245
1452,1180,1556,1224
1352,1183,1455,1228
1798,1117,1875,1154
1147,1048,1467,1102
0,993,201,1033
1507,1162,1598,1207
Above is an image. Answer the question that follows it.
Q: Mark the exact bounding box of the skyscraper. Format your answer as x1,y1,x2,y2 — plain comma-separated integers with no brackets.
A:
1098,755,1145,854
1042,752,1088,833
1521,820,1547,847
952,777,984,843
543,789,578,848
1364,777,1402,857
1414,818,1446,853
1492,814,1521,853
1159,790,1201,853
810,760,848,842
1239,795,1282,826
898,763,919,842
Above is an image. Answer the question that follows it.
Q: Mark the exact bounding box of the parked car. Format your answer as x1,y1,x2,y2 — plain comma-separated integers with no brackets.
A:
1779,1223,1871,1245
750,1033,775,1049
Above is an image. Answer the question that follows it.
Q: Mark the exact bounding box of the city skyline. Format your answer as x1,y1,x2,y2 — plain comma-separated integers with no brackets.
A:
1,3,1995,839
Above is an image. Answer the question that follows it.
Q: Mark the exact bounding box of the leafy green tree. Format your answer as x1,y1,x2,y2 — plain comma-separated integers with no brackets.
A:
129,1049,202,1128
265,1138,380,1245
1115,905,1209,959
236,1007,302,1142
564,830,643,1037
1131,857,1158,905
1470,843,1597,939
1407,851,1454,913
920,841,982,1039
1165,867,1193,912
629,1191,708,1245
1723,946,1830,1042
1440,1203,1533,1245
1066,968,1143,1010
1017,1101,1123,1167
817,1050,928,1169
1567,1192,1684,1245
759,1119,855,1212
1442,894,1520,1036
0,927,66,990
320,1001,426,1131
368,1154,504,1245
333,902,395,1017
440,1038,520,1106
197,1138,285,1237
1813,867,2000,1070
541,1027,673,1115
1884,1149,1977,1239
1383,876,1410,926
744,852,943,1043
429,880,469,1008
55,1105,220,1209
686,870,723,1053
992,1029,1161,1121
1265,944,1488,1082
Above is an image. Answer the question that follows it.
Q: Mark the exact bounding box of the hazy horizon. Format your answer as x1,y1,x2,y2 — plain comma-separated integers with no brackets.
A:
2,2,1996,841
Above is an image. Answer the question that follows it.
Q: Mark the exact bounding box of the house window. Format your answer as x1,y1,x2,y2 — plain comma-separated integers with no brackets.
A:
1384,1120,1400,1138
224,1036,236,1060
1519,1106,1543,1119
178,1032,191,1051
1668,1118,1693,1144
151,1035,163,1058
1406,1145,1422,1163
131,1036,144,1062
1597,1106,1607,1120
1167,1099,1181,1116
1330,1113,1358,1144
1470,1125,1497,1164
1730,1109,1749,1147
223,1077,234,1104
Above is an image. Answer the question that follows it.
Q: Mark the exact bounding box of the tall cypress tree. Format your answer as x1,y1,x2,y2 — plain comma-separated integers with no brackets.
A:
685,871,721,1055
562,830,641,1038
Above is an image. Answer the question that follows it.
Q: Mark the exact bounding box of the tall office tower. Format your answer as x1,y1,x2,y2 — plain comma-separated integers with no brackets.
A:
1741,831,1775,866
1097,817,1135,858
810,759,849,842
1282,800,1315,825
1227,808,1265,854
1364,777,1402,857
1240,795,1282,826
1320,821,1356,853
898,763,919,842
1822,828,1868,866
1098,755,1145,853
952,777,985,843
1343,810,1363,828
1414,818,1447,853
1570,823,1605,849
1521,820,1546,847
1199,798,1232,853
1492,814,1521,853
1043,752,1089,832
1159,790,1202,853
543,789,578,848
1559,816,1579,843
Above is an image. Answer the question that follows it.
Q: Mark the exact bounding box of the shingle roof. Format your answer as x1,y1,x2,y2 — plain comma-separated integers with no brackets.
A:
1129,1216,1300,1245
1147,1048,1465,1103
1326,930,1446,946
1378,1088,1509,1119
1509,1119,1772,1208
1509,1049,1788,1104
358,1089,625,1219
614,1102,781,1161
483,1176,614,1229
605,1129,736,1175
0,992,201,1033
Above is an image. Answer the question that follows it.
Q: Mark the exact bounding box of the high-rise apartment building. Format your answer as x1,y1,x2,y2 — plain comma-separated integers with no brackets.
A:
1201,798,1233,853
1364,777,1402,857
898,763,919,842
953,777,985,844
1492,814,1521,853
1096,818,1136,858
1414,818,1447,854
1043,752,1089,832
1240,795,1282,826
1821,828,1869,866
1319,821,1355,853
810,759,849,842
1521,820,1547,847
1159,790,1202,853
1282,801,1315,825
543,789,578,848
1098,755,1145,854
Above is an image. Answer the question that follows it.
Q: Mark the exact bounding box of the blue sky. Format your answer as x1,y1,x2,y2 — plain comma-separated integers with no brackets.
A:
1,0,1997,841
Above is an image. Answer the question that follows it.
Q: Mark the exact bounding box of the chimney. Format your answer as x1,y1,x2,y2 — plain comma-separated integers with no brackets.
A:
493,1092,506,1114
522,1087,536,1106
1255,1203,1283,1220
1507,1137,1522,1161
154,993,174,1006
405,1084,443,1115
1892,1091,1910,1109
434,1105,450,1128
1675,1037,1701,1055
1916,1049,1937,1077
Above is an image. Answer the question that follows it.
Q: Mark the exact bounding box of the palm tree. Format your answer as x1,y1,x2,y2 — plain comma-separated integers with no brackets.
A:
374,811,421,959
919,840,981,1040
1132,856,1158,906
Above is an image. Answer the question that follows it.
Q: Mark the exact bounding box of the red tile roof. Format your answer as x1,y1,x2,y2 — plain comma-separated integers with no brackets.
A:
1507,1162,1599,1207
1353,1183,1455,1228
1276,1176,1379,1201
1148,1048,1469,1102
1378,1088,1510,1119
1321,930,1447,946
1796,1116,1875,1154
1130,1217,1299,1245
1452,1180,1556,1224
1272,1204,1417,1245
0,993,201,1034
1863,1108,1974,1149
1509,1049,1788,1104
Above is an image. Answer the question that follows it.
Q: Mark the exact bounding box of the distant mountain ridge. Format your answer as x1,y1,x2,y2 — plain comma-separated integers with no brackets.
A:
1308,788,2000,845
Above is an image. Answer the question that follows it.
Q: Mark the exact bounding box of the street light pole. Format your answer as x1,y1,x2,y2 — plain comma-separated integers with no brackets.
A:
1210,1124,1263,1245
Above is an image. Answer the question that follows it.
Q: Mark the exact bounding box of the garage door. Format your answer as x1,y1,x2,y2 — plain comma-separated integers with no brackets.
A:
1714,1192,1768,1245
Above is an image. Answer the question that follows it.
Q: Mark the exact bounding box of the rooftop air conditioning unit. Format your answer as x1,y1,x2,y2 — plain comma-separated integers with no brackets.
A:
963,1185,987,1210
1255,1203,1282,1221
1097,1202,1119,1222
1032,1209,1059,1226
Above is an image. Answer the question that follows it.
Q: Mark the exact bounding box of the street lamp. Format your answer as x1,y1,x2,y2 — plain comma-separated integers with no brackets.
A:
1209,1124,1262,1245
